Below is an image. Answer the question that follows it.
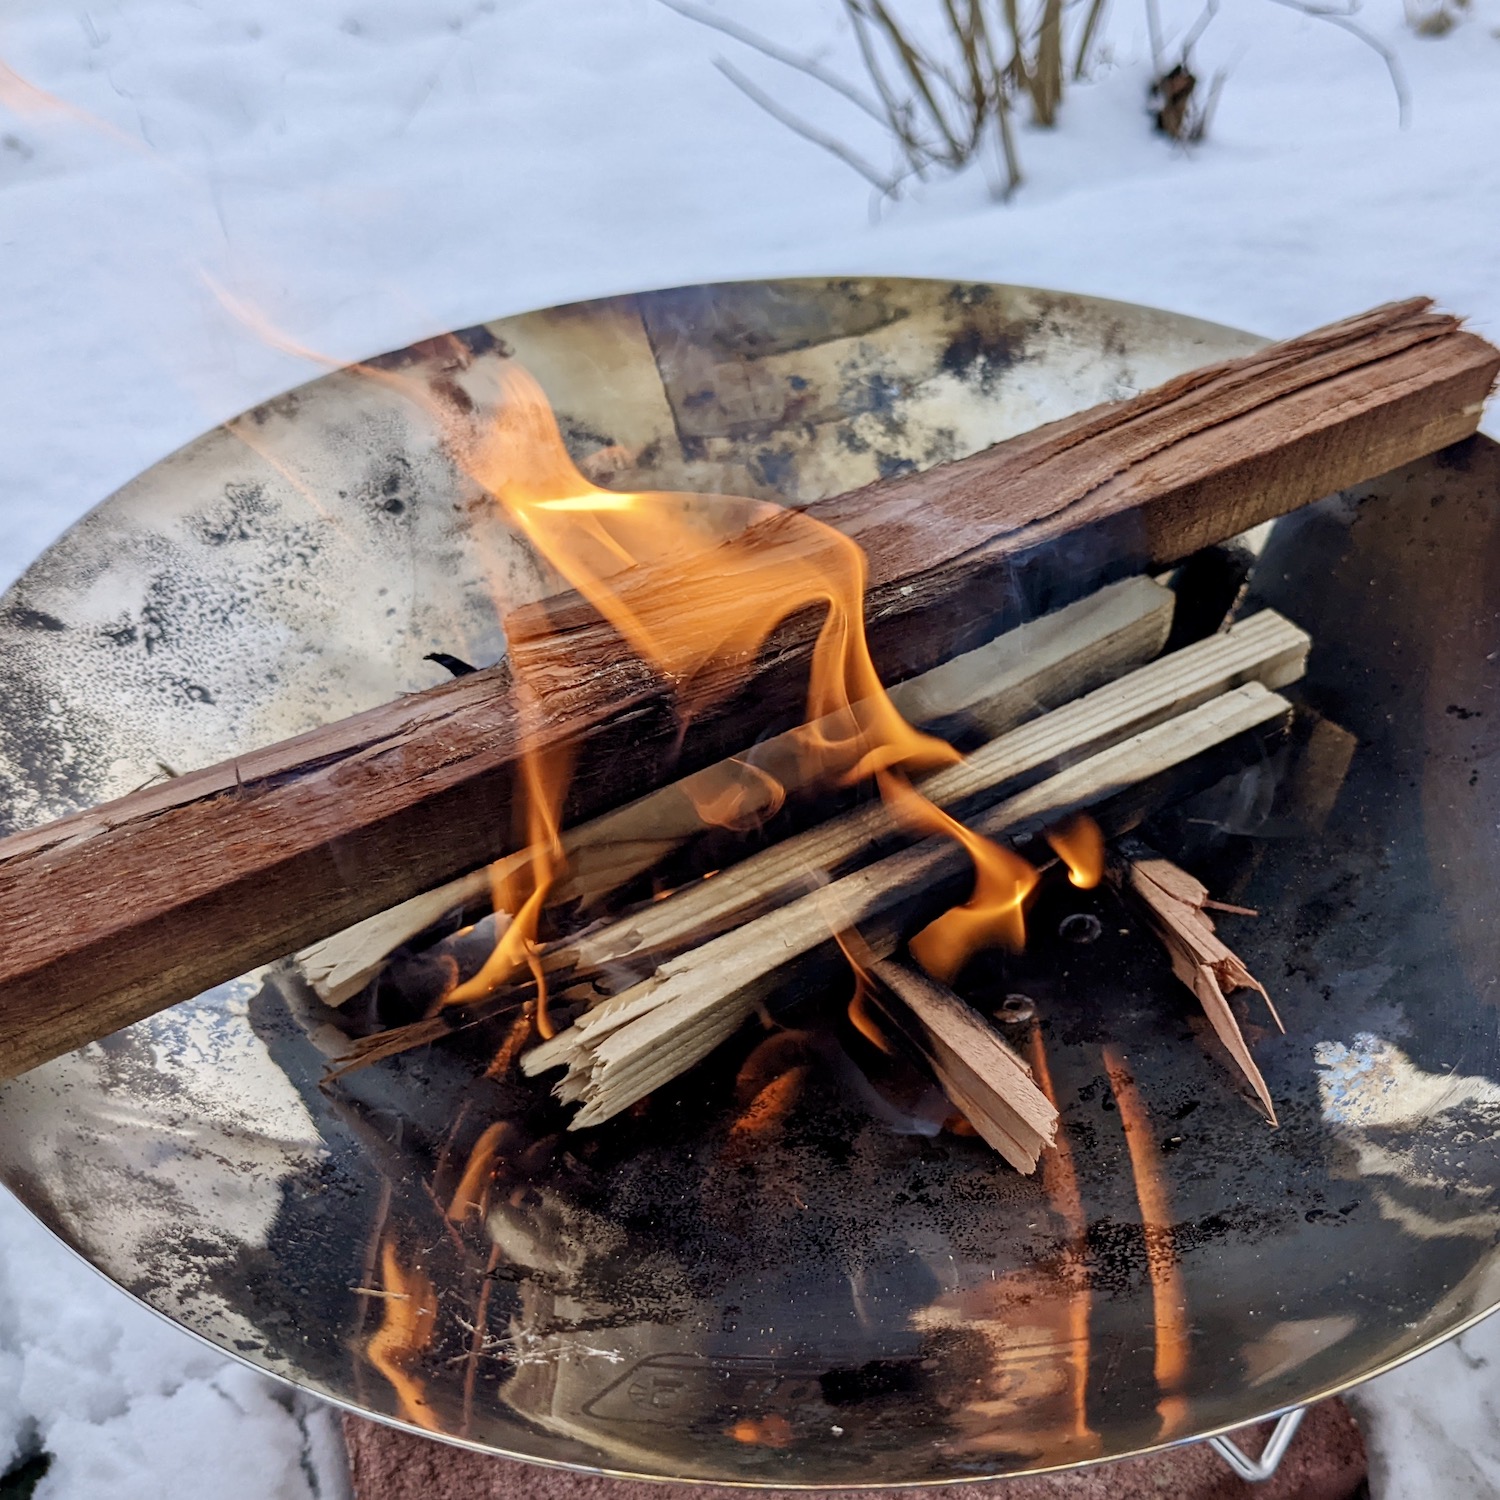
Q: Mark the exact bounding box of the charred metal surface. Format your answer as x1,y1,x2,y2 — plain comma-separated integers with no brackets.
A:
2,280,1498,1484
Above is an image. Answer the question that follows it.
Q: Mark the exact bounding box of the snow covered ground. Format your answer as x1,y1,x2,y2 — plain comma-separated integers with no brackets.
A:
1,1,1498,1494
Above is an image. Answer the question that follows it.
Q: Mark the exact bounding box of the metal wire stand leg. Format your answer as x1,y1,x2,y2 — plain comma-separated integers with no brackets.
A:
1207,1407,1307,1482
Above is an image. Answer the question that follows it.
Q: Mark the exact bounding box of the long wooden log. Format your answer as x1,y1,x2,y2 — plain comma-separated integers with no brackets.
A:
0,300,1492,1080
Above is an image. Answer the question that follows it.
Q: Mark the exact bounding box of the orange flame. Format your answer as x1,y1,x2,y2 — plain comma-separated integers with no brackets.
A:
684,757,786,832
883,773,1041,982
834,927,894,1055
1045,813,1105,889
444,740,573,1035
190,300,1091,1042
1102,1046,1190,1438
442,365,994,1011
365,1238,440,1432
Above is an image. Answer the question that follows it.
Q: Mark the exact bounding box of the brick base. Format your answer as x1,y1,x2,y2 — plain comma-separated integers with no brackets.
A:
344,1398,1367,1500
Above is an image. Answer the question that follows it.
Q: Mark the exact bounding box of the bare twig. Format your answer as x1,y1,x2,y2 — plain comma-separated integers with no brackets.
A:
656,0,890,126
1073,0,1109,77
1262,0,1410,127
1180,0,1221,57
713,58,899,193
1145,0,1167,76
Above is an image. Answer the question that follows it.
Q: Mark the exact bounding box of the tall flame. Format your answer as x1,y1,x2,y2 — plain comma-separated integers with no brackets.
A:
442,364,1043,1007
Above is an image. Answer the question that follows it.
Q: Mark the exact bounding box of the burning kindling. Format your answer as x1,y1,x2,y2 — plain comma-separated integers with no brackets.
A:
0,299,1494,1196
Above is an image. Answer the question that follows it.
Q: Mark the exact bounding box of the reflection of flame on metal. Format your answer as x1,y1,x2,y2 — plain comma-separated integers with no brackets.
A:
448,1120,515,1222
1027,1028,1097,1452
728,1067,810,1152
1102,1046,1190,1438
726,1414,795,1448
365,1238,441,1432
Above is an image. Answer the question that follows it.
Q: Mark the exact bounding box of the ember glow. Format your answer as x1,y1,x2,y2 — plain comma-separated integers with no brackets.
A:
726,1414,795,1449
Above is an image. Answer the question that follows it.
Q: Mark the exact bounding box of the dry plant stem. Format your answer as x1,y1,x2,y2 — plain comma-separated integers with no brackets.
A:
1110,839,1279,1121
298,575,1175,1004
548,609,1307,985
0,302,1490,1081
871,958,1057,1173
526,682,1293,1126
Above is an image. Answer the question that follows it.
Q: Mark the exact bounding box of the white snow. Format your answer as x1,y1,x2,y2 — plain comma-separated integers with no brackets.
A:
2,1,1499,1494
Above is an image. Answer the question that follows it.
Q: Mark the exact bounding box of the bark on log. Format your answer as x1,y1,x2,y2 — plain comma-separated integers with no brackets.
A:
0,300,1491,1080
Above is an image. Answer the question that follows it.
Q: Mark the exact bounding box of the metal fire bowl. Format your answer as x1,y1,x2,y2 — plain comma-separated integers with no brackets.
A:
4,278,1500,1487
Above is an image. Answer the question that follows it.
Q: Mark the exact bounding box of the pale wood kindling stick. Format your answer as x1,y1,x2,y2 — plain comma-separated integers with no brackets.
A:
525,683,1294,1126
0,299,1492,1080
542,609,1308,987
870,957,1059,1174
1109,838,1281,1121
298,575,1176,1004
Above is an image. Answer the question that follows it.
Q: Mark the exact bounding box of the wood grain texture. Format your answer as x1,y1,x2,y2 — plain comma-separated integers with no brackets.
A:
526,685,1294,1125
871,957,1058,1173
507,300,1500,699
0,300,1491,1080
297,576,1175,1004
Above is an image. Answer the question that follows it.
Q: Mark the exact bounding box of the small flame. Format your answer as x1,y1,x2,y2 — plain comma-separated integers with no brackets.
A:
444,741,573,1036
1045,813,1105,889
834,927,894,1055
684,757,786,832
726,1414,795,1448
882,772,1040,982
365,1238,440,1432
